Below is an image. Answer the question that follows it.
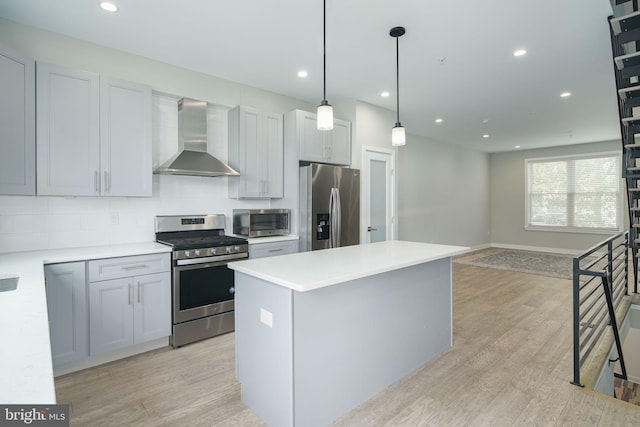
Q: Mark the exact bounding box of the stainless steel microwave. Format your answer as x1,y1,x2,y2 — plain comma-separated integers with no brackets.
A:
233,209,290,237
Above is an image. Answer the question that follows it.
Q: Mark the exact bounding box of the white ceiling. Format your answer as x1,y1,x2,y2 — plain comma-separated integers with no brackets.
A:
0,0,622,152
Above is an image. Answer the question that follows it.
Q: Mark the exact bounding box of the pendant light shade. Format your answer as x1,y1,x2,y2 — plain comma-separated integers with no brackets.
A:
317,100,334,130
317,0,333,130
392,124,406,146
390,26,406,146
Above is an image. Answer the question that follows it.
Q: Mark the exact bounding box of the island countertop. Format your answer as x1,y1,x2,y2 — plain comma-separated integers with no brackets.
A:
228,240,468,292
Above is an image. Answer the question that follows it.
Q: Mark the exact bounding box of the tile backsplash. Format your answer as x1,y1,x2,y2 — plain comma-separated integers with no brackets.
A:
0,174,272,254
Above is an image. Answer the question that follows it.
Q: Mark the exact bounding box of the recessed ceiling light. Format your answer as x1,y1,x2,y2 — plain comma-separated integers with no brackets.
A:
99,1,118,12
297,70,308,78
482,134,490,139
560,91,571,98
481,118,489,124
515,145,521,148
435,118,443,123
513,49,527,57
381,91,390,98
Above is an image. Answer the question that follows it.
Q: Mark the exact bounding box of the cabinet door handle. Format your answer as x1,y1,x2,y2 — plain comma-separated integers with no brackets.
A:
128,283,132,305
137,282,141,303
264,180,268,195
268,248,283,253
94,171,99,193
122,264,147,270
104,171,110,192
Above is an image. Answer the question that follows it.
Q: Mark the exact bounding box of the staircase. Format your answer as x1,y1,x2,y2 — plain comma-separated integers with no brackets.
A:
611,0,640,293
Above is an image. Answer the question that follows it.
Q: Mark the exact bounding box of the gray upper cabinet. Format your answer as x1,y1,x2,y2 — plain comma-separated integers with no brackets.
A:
289,109,351,166
228,106,284,198
36,62,100,196
100,77,152,197
0,45,36,195
37,62,152,197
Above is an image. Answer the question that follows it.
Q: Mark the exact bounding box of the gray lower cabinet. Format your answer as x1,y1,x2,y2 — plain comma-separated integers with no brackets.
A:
45,262,88,367
88,254,171,355
249,240,298,259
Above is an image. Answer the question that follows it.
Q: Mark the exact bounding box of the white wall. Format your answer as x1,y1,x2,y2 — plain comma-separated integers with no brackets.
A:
490,140,623,252
396,126,491,248
0,18,322,253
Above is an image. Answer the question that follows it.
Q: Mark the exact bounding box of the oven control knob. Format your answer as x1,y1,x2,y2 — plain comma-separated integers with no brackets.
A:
195,249,201,257
226,246,232,254
234,246,241,252
211,248,217,255
184,250,191,258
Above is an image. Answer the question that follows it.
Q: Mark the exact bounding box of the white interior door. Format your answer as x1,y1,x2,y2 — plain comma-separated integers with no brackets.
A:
362,147,395,243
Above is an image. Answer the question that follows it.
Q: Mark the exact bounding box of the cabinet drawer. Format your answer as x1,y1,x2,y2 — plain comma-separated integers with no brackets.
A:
249,240,298,260
88,253,170,282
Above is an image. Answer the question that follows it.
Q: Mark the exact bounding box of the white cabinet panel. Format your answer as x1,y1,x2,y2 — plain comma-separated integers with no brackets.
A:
264,112,284,197
88,253,170,282
249,240,298,259
329,119,351,166
133,272,171,343
37,62,100,196
228,106,283,198
89,254,170,355
100,77,152,196
0,45,35,195
89,277,135,354
37,62,152,197
289,109,351,166
298,110,325,163
45,262,88,367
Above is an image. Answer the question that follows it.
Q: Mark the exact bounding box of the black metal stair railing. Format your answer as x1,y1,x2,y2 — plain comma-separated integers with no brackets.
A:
609,4,640,292
572,231,628,387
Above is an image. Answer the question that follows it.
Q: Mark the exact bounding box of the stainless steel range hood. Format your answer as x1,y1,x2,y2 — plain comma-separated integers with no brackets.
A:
154,97,239,177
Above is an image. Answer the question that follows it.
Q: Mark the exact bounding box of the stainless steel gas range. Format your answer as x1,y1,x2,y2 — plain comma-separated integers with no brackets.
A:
155,214,248,348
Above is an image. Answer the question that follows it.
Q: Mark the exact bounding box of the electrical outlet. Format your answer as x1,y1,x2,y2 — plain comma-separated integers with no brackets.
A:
260,308,273,328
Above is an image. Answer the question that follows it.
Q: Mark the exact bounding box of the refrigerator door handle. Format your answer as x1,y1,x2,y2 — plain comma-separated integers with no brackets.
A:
329,187,341,248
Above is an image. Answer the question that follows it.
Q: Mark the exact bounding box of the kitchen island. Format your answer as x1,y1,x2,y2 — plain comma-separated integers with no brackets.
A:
228,240,467,427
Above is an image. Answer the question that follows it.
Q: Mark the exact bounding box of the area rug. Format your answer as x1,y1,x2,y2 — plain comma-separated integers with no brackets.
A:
454,249,574,279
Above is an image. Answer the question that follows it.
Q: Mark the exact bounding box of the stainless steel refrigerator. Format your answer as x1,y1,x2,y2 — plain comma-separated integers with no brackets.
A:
299,163,360,251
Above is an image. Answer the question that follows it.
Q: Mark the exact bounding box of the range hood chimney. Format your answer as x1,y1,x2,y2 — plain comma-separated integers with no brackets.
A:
154,97,240,177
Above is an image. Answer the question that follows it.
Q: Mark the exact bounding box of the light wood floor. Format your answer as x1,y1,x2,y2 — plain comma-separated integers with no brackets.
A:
56,262,640,426
615,378,640,407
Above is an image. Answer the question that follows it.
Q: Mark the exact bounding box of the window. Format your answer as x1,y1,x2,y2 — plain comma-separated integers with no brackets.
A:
525,152,622,233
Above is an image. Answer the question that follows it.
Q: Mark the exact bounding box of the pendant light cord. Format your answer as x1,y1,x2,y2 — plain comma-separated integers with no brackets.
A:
395,35,400,125
323,0,327,101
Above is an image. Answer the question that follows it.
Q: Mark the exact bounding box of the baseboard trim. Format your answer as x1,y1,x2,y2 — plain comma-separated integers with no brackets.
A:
53,337,169,377
490,243,581,255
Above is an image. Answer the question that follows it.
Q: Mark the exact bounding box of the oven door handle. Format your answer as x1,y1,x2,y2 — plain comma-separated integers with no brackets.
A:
175,252,248,266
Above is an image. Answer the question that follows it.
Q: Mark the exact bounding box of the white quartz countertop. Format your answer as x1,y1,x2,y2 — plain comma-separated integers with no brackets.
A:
0,242,171,404
228,240,468,292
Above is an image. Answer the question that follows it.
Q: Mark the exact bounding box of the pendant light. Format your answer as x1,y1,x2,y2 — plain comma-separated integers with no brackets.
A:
390,26,406,146
317,0,334,130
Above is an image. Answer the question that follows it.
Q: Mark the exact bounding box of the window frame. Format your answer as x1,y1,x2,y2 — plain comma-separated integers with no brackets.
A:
524,151,623,234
